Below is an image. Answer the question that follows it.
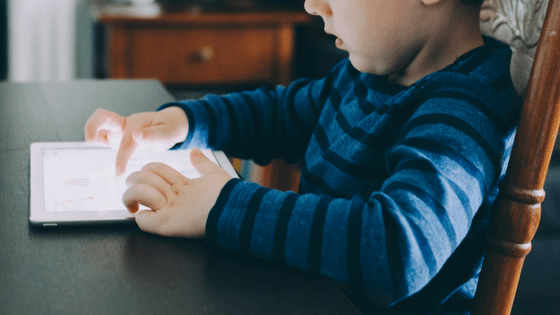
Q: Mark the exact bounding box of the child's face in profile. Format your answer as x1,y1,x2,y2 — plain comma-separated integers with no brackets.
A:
305,0,430,79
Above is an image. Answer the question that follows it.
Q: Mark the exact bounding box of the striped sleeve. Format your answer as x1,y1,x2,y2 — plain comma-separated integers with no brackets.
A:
157,62,346,166
204,73,519,309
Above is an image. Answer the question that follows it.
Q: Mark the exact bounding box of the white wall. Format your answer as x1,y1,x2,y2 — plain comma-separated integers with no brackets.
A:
8,0,91,82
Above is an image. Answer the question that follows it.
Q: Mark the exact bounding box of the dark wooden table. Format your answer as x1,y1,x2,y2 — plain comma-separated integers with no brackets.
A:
0,80,360,314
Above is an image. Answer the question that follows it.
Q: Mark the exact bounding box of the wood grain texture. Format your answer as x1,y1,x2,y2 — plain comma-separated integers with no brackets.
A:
128,27,276,84
93,1,311,87
472,0,560,313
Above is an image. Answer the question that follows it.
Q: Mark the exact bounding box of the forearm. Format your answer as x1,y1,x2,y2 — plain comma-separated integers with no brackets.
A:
205,177,480,307
158,77,334,165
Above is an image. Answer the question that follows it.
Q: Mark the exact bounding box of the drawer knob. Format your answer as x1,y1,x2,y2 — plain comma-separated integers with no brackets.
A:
198,46,214,61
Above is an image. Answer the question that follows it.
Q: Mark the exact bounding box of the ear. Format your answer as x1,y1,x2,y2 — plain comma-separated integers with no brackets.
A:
422,0,444,5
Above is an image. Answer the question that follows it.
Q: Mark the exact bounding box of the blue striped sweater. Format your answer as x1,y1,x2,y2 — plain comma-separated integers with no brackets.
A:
160,37,522,314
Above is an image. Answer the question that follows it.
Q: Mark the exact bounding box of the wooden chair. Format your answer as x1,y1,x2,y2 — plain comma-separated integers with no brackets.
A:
472,0,560,314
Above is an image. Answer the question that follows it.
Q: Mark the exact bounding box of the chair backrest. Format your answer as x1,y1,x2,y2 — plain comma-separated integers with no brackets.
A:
472,0,560,314
480,0,549,98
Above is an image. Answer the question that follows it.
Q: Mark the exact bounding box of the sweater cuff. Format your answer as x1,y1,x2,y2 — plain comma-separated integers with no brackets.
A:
158,101,210,150
205,178,243,245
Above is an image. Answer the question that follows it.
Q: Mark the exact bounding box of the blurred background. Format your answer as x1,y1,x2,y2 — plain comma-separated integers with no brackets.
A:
3,0,95,82
0,0,347,89
1,0,7,81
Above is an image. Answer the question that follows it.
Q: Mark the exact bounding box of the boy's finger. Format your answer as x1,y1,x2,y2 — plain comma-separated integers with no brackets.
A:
84,109,105,142
122,183,167,213
126,169,172,196
139,124,165,142
134,210,167,236
190,148,220,175
142,162,186,186
136,125,175,151
115,131,138,176
84,109,124,143
85,129,108,147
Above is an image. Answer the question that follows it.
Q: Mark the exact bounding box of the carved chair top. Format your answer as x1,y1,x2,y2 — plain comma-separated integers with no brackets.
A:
480,0,549,96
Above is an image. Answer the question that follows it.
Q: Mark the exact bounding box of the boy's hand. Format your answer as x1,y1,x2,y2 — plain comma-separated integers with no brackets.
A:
122,148,232,238
84,107,189,176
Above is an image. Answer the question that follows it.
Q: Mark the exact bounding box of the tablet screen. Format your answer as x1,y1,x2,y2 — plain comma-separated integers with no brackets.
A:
41,148,216,212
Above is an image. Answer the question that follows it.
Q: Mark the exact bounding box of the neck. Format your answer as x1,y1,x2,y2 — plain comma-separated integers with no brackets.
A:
388,5,484,86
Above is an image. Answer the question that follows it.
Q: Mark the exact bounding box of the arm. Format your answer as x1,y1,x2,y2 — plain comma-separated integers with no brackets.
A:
159,62,347,166
203,78,521,307
121,60,521,308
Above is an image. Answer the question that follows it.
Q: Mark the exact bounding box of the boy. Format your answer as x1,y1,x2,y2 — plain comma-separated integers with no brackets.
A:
85,0,522,313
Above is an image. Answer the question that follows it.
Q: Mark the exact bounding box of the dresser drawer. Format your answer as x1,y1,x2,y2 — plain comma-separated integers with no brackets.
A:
128,27,276,85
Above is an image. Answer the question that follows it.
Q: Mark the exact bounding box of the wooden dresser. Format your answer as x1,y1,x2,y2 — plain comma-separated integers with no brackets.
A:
91,0,311,87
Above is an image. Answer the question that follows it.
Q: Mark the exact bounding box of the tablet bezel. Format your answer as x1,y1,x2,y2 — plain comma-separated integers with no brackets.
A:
29,142,239,227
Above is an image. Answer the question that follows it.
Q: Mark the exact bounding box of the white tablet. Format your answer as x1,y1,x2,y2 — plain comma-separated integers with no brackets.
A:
30,142,239,227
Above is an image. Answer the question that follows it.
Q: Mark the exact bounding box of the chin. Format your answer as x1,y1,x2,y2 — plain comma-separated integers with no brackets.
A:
349,55,395,77
348,57,377,75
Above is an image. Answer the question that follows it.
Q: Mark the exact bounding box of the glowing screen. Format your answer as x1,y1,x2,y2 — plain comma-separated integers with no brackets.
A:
42,148,216,211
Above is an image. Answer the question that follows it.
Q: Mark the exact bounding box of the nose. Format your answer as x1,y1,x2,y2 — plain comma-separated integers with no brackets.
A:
304,0,332,17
